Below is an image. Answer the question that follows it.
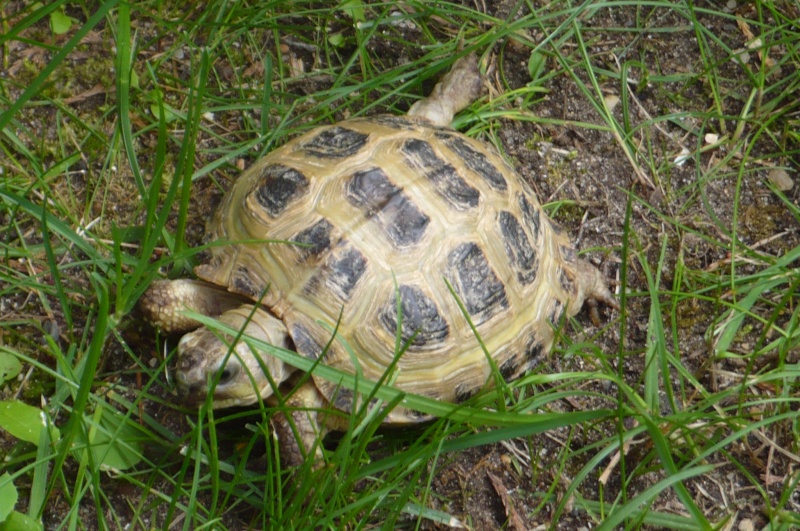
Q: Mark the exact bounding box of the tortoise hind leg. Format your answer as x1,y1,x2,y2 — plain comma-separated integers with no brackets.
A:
407,53,483,127
576,260,619,326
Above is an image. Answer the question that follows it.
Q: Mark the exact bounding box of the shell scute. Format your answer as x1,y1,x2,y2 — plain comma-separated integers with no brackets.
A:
454,382,479,403
251,164,309,217
498,355,520,380
331,387,355,411
400,138,480,210
523,335,544,362
346,167,430,248
291,218,335,260
230,266,265,299
436,132,508,191
516,192,541,242
379,284,450,349
497,210,538,284
289,320,325,360
299,126,370,158
304,242,369,304
446,242,508,325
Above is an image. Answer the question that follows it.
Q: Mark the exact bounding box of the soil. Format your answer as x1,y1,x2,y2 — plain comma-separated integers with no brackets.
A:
1,0,798,529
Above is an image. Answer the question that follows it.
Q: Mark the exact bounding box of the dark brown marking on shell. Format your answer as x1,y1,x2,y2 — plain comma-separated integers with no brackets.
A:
524,335,544,362
549,300,565,325
361,114,450,133
302,244,367,303
407,408,430,420
401,138,479,210
311,244,368,303
362,115,417,130
331,387,355,412
446,242,508,324
436,132,507,191
230,267,266,299
454,382,479,403
291,218,333,260
346,167,430,247
290,323,323,360
366,396,380,413
380,284,449,349
252,164,309,217
498,211,538,284
517,193,541,242
299,126,369,158
499,356,520,380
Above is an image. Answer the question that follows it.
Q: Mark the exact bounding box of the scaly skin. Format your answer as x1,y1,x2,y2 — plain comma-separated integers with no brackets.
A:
140,279,249,333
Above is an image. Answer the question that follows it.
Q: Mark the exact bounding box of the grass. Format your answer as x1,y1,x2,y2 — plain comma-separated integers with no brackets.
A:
1,0,799,529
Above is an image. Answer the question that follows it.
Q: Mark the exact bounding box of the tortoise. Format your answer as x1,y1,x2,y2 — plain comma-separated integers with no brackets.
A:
140,53,617,464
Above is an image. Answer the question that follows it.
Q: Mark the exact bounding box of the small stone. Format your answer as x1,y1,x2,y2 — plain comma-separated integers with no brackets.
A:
768,168,793,191
738,518,754,531
704,133,719,145
674,147,691,166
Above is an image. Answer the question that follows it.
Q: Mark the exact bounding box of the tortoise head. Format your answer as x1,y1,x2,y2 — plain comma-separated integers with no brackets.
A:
175,305,292,409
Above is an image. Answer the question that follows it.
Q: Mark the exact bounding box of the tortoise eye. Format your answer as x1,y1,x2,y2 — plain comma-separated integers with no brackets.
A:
216,365,237,384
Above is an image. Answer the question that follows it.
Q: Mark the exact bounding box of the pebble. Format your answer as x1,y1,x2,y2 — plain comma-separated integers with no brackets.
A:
767,168,793,191
738,518,754,531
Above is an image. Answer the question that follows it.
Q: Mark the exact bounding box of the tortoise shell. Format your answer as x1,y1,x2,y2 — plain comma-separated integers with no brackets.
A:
193,114,585,421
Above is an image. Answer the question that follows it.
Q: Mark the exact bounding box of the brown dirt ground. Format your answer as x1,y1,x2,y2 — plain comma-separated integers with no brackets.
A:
1,0,799,529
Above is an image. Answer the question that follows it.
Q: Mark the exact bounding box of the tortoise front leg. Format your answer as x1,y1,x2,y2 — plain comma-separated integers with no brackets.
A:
270,381,330,466
140,279,250,333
